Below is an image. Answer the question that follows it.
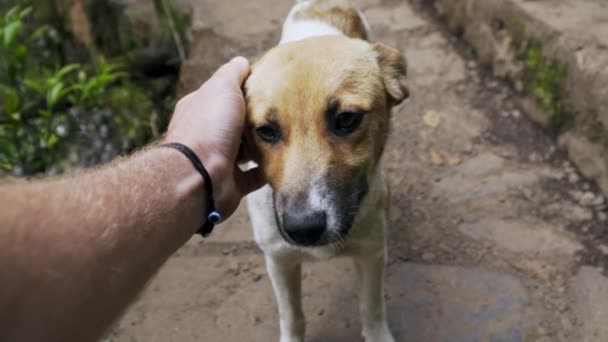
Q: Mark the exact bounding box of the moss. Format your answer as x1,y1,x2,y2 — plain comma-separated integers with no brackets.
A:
520,41,567,128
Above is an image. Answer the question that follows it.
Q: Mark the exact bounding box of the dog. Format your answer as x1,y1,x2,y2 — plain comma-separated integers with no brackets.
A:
244,0,408,341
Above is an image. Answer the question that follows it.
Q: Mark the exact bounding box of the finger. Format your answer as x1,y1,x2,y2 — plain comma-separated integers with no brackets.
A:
234,166,267,196
213,56,251,86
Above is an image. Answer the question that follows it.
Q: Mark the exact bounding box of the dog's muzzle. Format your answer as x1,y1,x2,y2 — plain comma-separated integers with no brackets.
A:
282,209,327,246
273,177,369,247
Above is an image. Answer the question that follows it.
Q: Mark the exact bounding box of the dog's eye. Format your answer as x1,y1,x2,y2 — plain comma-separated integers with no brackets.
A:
255,124,282,143
333,111,364,136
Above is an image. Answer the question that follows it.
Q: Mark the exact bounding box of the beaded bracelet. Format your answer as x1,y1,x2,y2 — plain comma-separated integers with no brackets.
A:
162,143,221,237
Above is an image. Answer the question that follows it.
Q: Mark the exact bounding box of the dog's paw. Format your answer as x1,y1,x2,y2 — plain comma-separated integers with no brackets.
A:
362,323,396,342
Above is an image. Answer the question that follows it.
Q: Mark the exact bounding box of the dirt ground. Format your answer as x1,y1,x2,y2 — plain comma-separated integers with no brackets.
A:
110,1,608,341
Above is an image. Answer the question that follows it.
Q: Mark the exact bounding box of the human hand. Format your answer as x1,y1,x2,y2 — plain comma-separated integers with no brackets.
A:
165,57,265,218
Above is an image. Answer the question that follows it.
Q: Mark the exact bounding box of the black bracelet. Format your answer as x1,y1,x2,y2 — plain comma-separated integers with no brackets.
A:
161,142,221,237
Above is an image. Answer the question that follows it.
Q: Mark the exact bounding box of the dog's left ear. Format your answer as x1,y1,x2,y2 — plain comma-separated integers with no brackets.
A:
373,42,409,106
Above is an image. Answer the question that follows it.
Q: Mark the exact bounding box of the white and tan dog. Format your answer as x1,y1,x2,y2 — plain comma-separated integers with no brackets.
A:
245,1,408,341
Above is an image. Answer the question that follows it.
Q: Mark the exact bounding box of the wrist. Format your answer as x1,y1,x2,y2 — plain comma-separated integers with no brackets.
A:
159,141,229,234
159,147,206,202
162,138,229,193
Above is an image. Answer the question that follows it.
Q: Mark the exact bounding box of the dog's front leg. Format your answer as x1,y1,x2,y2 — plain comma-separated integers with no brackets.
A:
266,256,305,342
354,252,395,342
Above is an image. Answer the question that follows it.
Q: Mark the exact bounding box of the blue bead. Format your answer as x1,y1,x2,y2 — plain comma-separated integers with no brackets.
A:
208,211,221,224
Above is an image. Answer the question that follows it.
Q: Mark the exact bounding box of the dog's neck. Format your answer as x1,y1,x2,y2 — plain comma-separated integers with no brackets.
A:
279,1,344,45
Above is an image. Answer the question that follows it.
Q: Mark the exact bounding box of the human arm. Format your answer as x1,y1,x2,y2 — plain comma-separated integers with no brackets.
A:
0,57,264,342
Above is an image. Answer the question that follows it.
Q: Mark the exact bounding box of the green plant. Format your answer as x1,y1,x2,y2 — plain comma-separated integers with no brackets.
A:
0,1,184,175
522,41,567,128
0,5,125,174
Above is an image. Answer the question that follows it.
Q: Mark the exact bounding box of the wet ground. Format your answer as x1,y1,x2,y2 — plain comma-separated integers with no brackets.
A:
111,1,608,341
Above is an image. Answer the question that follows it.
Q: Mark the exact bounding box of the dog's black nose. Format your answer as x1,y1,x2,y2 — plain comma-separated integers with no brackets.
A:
282,210,326,245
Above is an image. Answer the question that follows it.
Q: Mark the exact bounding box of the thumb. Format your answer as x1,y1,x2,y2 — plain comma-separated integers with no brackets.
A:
213,56,251,86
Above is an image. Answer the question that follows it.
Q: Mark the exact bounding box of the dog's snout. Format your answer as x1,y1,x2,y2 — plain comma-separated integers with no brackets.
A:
282,210,326,246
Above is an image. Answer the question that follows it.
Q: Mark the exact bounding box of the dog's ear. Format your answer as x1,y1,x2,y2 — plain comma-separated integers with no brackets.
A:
373,42,409,106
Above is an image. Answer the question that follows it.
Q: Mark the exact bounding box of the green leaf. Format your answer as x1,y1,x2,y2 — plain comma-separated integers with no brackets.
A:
47,82,64,108
23,78,46,95
5,6,20,22
39,109,52,118
3,21,22,47
19,7,33,19
0,84,19,113
47,134,59,148
55,64,80,80
14,44,27,62
28,25,50,42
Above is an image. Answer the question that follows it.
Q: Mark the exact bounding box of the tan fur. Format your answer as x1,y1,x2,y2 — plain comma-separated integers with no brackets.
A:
293,0,369,40
245,2,408,341
245,36,389,193
373,42,409,105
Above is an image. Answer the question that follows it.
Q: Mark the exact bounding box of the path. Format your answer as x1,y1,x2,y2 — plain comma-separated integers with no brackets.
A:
111,1,608,341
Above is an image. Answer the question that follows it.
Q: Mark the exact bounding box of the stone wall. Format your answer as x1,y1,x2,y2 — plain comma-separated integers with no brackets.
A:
429,0,608,195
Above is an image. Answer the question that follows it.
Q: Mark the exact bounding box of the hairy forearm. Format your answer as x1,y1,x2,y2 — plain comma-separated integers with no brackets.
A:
0,146,204,341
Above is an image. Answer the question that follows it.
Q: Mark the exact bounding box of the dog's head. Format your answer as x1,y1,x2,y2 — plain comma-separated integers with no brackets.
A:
245,35,408,246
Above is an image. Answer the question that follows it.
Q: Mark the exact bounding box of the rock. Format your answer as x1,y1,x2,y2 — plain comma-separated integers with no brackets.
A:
536,337,553,342
452,153,505,177
560,133,608,200
522,188,534,200
251,315,262,325
599,212,607,222
571,267,608,341
593,195,605,207
536,326,548,336
386,264,537,340
463,142,473,154
528,153,541,163
363,3,426,31
498,149,516,159
228,262,241,276
568,173,580,183
434,165,540,202
571,206,593,221
421,252,436,262
511,109,521,119
579,191,597,206
510,259,557,280
467,60,477,69
458,219,582,257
